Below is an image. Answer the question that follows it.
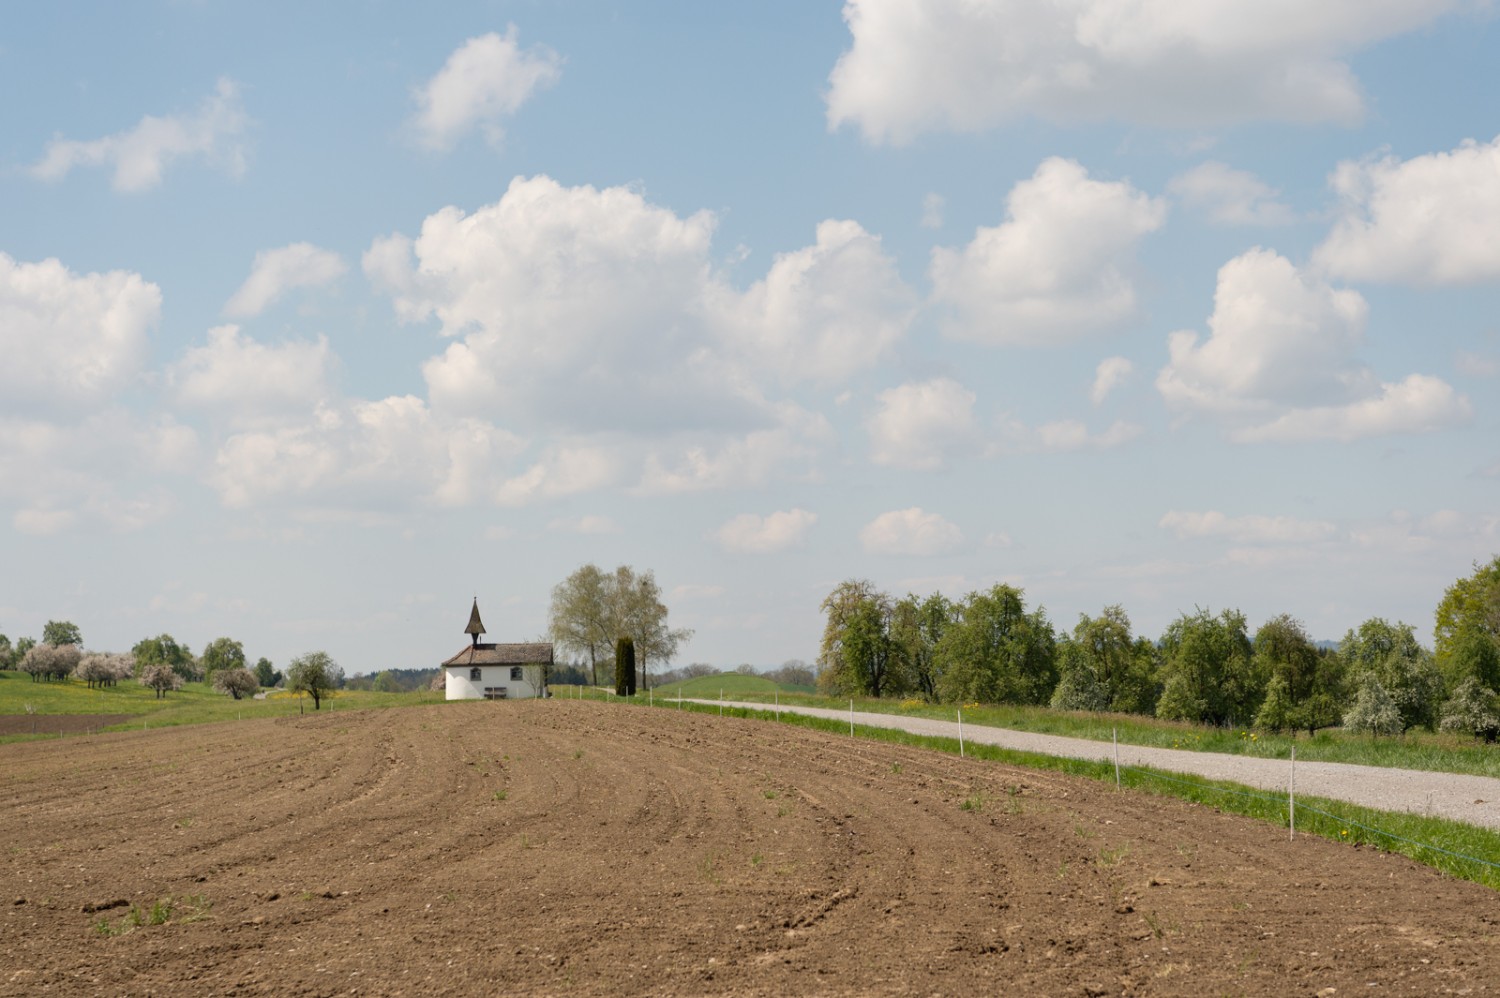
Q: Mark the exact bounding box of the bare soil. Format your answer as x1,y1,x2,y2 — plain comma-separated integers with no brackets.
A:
0,714,132,737
2,701,1498,996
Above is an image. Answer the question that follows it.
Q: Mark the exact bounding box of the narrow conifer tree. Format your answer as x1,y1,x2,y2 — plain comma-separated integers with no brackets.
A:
615,636,636,697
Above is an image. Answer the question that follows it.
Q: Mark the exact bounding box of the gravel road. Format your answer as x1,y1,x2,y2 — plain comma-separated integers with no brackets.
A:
695,699,1500,832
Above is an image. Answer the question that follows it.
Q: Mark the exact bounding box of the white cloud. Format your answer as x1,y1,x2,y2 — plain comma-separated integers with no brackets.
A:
1159,510,1338,544
930,158,1165,345
638,405,836,495
714,508,818,553
826,0,1463,142
1157,248,1471,440
367,175,748,433
1169,161,1297,226
170,325,333,422
547,514,619,534
724,219,916,384
495,444,622,507
996,416,1143,454
210,397,525,509
412,29,562,151
368,176,899,495
0,252,160,409
224,243,347,317
866,377,978,469
1090,356,1133,405
1313,135,1500,285
1158,249,1370,413
860,507,964,556
0,411,196,534
1233,374,1473,443
30,78,247,192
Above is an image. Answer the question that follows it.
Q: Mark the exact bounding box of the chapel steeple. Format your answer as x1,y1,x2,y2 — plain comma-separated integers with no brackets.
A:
465,597,486,648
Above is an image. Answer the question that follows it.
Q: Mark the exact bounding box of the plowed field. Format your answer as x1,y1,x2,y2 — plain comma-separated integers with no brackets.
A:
3,700,1497,996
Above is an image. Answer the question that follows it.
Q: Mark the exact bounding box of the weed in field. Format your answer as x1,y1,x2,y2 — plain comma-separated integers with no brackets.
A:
751,853,763,868
573,749,583,760
960,791,985,812
763,790,779,800
93,895,209,936
890,762,902,774
493,789,508,801
776,805,790,818
1097,843,1130,868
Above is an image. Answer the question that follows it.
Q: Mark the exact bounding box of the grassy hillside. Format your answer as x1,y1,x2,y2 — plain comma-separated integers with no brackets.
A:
0,670,443,741
650,673,783,698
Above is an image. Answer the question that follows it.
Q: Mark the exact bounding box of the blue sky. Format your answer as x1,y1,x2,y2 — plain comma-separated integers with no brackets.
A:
3,1,1498,674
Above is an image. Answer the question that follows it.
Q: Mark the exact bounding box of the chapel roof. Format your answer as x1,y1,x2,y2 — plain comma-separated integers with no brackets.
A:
442,642,554,668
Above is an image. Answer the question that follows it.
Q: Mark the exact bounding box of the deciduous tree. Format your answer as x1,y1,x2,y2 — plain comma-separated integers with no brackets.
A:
1339,618,1442,733
891,592,954,702
253,657,280,688
549,565,614,686
935,586,1056,706
201,637,246,682
1155,609,1254,726
287,651,343,710
817,580,899,697
132,634,195,681
1435,555,1500,687
213,667,259,700
1439,678,1500,743
140,663,183,698
21,644,80,683
42,620,82,647
1343,673,1402,737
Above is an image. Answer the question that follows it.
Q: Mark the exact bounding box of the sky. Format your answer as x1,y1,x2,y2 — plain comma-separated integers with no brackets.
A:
3,0,1499,675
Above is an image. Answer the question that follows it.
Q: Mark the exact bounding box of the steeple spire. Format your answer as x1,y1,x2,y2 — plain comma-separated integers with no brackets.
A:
465,597,486,648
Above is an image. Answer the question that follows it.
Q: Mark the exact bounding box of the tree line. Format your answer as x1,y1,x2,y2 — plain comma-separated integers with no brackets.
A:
0,622,346,709
818,555,1500,742
547,564,692,690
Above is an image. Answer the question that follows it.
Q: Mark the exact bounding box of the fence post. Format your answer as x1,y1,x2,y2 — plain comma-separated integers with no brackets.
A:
849,699,854,737
1289,745,1296,841
958,709,964,758
1113,727,1120,790
775,690,780,720
720,690,723,717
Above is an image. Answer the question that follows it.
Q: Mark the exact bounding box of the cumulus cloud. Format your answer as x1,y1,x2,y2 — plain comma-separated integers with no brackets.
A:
224,243,347,317
1157,248,1471,440
1090,356,1133,405
1159,510,1337,544
930,158,1165,345
170,325,333,421
495,444,622,507
210,396,525,510
31,78,247,192
1169,161,1297,226
724,219,916,384
367,176,899,495
0,252,160,409
714,509,818,553
860,507,964,556
412,29,562,150
826,0,1463,142
1313,135,1500,285
638,404,835,495
866,377,978,469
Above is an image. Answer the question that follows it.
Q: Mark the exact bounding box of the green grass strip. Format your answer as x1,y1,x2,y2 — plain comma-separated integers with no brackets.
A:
690,689,1500,781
